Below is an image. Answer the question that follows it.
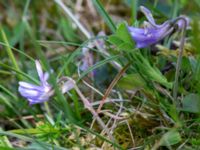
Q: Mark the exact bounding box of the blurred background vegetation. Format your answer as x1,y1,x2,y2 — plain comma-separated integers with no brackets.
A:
0,0,200,149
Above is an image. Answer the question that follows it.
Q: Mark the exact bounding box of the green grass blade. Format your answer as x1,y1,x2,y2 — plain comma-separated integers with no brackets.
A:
0,27,22,80
0,131,68,150
92,0,116,33
130,0,138,24
0,85,17,100
0,62,38,84
0,42,35,62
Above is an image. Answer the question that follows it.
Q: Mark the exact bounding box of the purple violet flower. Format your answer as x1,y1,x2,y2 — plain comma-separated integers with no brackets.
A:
128,6,175,48
18,60,54,105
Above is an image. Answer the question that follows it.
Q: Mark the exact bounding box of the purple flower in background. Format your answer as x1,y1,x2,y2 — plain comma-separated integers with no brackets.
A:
128,6,175,48
18,60,54,105
79,31,105,72
80,51,93,71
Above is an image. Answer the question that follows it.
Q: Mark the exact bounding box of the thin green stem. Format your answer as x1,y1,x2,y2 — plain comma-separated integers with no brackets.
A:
44,102,53,119
130,0,138,24
172,0,179,19
153,0,159,8
92,0,116,33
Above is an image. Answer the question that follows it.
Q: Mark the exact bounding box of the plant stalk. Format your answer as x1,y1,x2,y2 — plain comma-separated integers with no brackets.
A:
172,17,187,101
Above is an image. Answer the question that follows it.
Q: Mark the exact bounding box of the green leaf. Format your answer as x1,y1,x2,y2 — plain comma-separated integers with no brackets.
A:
10,22,25,46
159,130,181,146
108,35,123,46
181,93,200,113
0,128,13,149
0,131,68,150
195,0,200,8
108,22,135,51
0,147,14,150
59,18,80,42
118,42,134,51
117,73,146,90
132,52,172,88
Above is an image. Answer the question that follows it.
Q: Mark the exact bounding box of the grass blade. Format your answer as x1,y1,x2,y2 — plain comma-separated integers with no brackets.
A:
92,0,116,33
0,27,21,80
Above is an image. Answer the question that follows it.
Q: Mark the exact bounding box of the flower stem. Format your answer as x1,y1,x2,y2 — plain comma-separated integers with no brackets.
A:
172,17,187,102
44,101,53,119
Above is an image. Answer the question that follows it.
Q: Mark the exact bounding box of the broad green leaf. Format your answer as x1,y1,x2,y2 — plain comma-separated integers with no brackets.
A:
0,128,13,149
182,93,200,113
159,130,181,146
108,35,124,46
118,42,134,51
191,138,200,146
0,147,14,150
117,73,146,90
168,104,179,122
10,22,25,46
115,23,133,44
108,22,135,51
132,52,172,88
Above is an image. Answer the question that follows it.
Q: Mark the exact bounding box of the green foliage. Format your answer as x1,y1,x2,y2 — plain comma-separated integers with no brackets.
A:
159,130,181,147
117,73,146,90
92,0,116,33
0,0,200,149
0,131,12,149
132,52,172,88
108,22,135,51
59,18,81,42
182,93,200,113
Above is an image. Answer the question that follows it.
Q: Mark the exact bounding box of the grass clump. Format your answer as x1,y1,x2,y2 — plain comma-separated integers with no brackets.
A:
0,0,200,149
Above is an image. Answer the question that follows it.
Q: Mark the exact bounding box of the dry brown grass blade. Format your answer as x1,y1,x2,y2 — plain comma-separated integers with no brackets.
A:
97,62,130,113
